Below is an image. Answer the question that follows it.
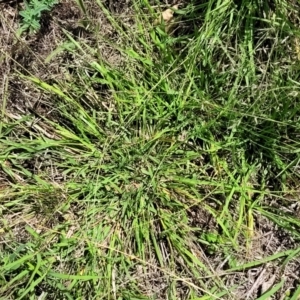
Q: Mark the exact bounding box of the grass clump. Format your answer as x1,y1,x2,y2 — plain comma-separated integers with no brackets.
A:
1,0,300,299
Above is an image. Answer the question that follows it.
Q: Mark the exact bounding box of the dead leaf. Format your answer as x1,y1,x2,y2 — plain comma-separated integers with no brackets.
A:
153,5,179,26
261,274,276,295
294,37,300,61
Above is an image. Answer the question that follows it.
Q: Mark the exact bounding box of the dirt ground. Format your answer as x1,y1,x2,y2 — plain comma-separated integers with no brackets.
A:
1,0,300,299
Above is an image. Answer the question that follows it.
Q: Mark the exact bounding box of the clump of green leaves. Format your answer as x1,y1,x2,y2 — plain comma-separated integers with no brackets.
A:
18,0,58,35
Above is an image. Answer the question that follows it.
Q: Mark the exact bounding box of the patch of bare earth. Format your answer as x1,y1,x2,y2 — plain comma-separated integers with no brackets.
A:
185,198,300,299
232,216,300,299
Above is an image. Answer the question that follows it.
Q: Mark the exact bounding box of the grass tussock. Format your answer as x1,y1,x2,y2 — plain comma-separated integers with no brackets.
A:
1,0,300,299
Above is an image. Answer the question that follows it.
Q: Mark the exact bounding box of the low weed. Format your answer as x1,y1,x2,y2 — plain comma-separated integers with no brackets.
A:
18,0,59,35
